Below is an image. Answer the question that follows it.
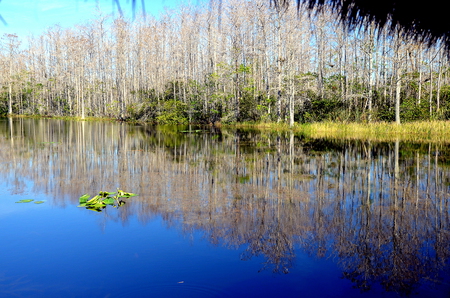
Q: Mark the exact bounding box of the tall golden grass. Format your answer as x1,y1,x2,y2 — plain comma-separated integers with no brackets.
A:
231,121,450,143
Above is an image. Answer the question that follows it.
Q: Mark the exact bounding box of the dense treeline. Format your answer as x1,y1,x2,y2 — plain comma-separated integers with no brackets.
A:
1,0,450,124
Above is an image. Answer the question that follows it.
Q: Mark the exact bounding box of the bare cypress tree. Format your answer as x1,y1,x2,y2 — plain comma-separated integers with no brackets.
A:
2,34,20,115
0,0,448,123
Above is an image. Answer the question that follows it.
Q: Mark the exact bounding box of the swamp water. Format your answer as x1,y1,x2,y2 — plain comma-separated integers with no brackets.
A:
0,118,450,297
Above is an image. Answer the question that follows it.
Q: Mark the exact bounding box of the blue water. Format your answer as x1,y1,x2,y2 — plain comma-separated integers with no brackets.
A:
1,119,450,297
0,194,330,297
1,191,447,297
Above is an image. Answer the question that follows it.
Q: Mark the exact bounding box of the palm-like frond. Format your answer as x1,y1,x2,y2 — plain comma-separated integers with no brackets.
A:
273,0,450,49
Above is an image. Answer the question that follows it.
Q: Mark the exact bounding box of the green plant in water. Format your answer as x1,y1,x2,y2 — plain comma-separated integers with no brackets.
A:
15,199,45,204
15,199,34,203
78,189,137,212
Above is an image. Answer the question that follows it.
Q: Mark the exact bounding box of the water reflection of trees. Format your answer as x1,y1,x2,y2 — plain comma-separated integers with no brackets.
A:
1,118,450,293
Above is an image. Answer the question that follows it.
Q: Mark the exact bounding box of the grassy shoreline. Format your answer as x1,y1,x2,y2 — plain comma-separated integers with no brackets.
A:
5,115,450,143
230,121,450,143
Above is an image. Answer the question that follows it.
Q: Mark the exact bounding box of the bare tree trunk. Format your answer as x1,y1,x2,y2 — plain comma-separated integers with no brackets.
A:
436,49,442,113
289,72,294,127
275,7,284,123
394,34,403,124
418,46,422,104
4,34,20,115
429,50,433,118
367,26,374,122
395,68,402,124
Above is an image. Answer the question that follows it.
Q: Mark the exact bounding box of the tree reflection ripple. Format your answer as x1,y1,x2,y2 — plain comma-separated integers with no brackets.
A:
1,118,450,295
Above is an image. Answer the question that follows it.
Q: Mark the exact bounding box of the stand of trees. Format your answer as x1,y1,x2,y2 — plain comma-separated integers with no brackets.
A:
1,0,449,124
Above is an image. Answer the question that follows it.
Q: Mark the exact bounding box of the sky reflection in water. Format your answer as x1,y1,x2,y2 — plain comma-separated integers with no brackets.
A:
0,118,449,297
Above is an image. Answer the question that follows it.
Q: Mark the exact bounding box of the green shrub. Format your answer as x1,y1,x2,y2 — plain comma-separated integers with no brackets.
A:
400,98,430,121
156,100,188,124
302,97,344,122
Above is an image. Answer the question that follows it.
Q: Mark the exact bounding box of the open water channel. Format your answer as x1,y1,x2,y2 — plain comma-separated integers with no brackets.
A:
1,118,450,297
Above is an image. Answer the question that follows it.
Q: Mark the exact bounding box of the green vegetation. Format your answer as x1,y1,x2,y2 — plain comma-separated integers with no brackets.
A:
78,190,138,212
15,199,45,204
15,199,34,203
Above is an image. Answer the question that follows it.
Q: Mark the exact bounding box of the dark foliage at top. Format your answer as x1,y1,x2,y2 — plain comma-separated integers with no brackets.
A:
274,0,449,49
113,0,146,19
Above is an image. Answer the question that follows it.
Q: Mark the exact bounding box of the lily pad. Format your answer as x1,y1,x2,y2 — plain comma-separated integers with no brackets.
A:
99,191,116,197
86,195,101,204
79,194,90,204
117,189,138,198
86,207,102,212
92,201,106,209
34,201,45,204
78,190,136,212
15,199,34,203
103,198,115,205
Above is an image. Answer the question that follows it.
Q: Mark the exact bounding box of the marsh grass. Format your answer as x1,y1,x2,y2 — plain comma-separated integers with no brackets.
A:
232,121,450,143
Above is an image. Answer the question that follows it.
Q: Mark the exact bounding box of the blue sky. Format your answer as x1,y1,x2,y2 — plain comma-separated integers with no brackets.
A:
0,0,183,38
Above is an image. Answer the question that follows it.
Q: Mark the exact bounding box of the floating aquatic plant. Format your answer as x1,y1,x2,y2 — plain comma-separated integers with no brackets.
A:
77,189,137,212
15,199,46,204
15,199,34,203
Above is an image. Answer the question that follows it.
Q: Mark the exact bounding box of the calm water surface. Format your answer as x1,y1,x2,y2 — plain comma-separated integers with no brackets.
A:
1,118,450,297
